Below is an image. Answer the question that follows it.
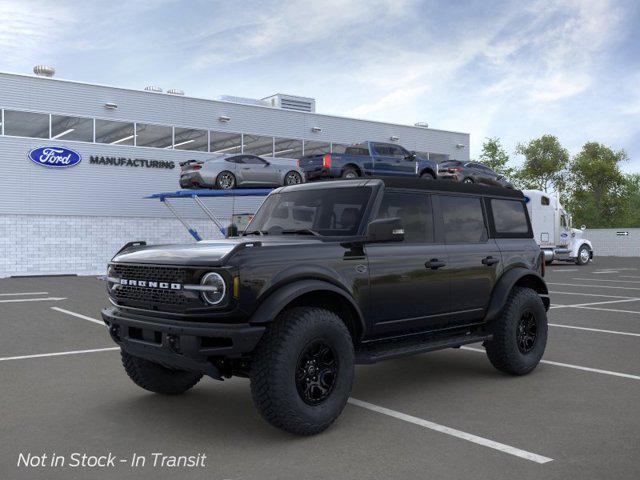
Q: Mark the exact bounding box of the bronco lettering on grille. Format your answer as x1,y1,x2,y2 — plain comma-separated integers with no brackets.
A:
119,279,182,290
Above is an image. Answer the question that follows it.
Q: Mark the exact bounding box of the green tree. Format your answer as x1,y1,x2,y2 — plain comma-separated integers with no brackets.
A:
565,142,629,228
515,135,569,192
478,137,514,178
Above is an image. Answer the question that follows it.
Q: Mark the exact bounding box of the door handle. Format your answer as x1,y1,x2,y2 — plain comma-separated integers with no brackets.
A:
425,259,446,270
482,256,499,266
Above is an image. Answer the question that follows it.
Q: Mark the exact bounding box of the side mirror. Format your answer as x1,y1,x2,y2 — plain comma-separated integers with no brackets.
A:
365,217,404,243
581,225,586,231
404,152,416,161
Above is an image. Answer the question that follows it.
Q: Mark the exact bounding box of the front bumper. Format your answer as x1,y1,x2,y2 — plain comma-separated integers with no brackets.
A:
102,307,265,378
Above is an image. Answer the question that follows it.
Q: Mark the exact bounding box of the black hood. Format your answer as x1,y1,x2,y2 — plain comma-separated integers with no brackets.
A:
111,236,324,266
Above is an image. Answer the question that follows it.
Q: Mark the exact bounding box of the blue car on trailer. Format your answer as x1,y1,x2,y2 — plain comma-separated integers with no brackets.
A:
297,140,438,181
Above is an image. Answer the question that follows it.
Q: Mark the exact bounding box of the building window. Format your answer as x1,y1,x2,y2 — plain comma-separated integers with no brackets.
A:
135,123,173,149
273,137,303,158
331,143,349,154
303,140,330,156
243,134,274,156
3,110,49,138
173,127,208,151
50,114,93,142
95,119,135,145
210,131,242,154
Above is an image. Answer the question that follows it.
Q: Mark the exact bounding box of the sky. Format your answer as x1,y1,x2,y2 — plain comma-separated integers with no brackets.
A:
1,0,639,170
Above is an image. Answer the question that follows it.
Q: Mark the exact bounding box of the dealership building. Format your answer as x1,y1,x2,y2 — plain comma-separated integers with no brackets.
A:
0,68,470,277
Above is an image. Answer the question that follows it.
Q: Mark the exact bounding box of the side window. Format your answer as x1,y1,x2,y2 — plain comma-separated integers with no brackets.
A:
440,195,487,243
372,143,391,155
375,191,434,243
242,155,267,165
491,199,530,235
388,145,407,158
225,156,244,164
541,196,550,206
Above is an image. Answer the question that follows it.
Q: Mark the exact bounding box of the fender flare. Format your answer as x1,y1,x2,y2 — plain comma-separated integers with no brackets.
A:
571,239,593,258
484,268,549,322
248,279,366,339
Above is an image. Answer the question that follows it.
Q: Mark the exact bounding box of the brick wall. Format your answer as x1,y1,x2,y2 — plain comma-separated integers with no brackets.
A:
0,214,226,277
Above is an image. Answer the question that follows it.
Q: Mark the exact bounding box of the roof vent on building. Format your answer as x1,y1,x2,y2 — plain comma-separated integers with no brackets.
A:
414,122,429,128
167,88,185,96
218,95,270,107
33,65,55,77
261,94,316,113
144,85,163,93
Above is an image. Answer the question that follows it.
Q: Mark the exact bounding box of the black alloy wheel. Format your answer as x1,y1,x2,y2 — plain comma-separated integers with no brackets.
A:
295,340,338,405
516,311,537,354
284,171,303,186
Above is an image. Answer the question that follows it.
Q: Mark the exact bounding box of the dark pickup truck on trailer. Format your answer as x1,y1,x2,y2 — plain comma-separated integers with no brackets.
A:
298,141,439,181
102,178,549,435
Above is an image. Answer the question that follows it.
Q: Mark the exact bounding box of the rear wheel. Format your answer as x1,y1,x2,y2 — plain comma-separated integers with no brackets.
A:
250,307,354,435
121,350,202,395
576,245,591,265
420,171,435,180
484,287,547,375
341,167,359,179
216,171,236,189
284,170,303,186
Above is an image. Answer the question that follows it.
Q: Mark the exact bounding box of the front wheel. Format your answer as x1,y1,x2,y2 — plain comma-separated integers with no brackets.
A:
484,287,547,375
121,351,202,395
576,245,591,265
284,170,303,186
420,171,435,180
250,307,354,435
216,171,236,189
463,177,474,184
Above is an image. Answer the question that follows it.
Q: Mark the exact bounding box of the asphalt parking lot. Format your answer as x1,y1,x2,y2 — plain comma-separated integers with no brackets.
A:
1,257,640,480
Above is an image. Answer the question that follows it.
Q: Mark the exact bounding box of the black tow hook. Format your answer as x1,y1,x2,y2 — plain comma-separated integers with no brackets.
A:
166,334,181,353
108,324,121,342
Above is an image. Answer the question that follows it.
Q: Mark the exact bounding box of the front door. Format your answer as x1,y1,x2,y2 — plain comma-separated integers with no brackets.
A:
366,190,450,336
239,155,275,185
438,194,501,326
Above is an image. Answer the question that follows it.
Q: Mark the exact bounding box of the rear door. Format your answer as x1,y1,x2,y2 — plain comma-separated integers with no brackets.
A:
438,194,501,325
366,189,450,336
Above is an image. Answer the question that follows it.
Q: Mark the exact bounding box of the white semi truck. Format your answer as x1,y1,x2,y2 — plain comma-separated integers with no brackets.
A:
523,190,593,265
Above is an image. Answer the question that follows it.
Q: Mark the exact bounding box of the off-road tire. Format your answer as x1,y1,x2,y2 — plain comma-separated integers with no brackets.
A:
576,245,591,265
420,171,436,180
484,287,547,375
341,167,359,179
121,350,202,395
250,307,354,435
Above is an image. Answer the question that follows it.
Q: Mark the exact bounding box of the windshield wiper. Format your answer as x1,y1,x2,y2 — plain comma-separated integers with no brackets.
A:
242,230,266,236
281,228,321,237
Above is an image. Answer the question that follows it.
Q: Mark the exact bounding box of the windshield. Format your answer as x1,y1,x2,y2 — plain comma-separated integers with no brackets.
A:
245,187,373,237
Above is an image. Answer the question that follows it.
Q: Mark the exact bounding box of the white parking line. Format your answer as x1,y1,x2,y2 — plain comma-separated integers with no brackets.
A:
593,270,619,274
549,323,640,337
461,347,640,381
348,398,553,464
0,347,119,362
0,297,67,304
51,307,105,326
572,278,640,284
549,291,637,299
0,292,49,296
619,275,640,279
550,298,640,309
547,283,640,291
548,269,578,272
570,306,640,315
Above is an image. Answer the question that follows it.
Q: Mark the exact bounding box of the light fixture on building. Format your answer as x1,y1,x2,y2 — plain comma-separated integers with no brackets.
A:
414,122,429,128
456,143,466,149
33,65,55,77
390,135,399,142
167,88,185,96
111,135,134,145
218,115,231,123
144,85,163,93
311,126,322,133
104,102,118,110
170,139,194,149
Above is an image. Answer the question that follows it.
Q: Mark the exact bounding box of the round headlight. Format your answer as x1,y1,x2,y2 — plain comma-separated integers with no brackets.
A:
201,272,226,305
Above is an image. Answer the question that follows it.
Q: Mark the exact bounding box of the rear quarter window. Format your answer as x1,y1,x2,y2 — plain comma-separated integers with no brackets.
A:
490,199,531,236
440,195,487,243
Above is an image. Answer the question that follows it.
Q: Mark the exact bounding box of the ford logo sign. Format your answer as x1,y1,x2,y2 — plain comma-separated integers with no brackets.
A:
28,146,82,168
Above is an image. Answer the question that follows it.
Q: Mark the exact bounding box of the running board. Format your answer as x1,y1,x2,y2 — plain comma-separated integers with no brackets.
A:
355,332,491,364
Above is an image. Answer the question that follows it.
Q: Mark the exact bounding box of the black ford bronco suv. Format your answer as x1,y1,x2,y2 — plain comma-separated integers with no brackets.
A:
102,178,550,435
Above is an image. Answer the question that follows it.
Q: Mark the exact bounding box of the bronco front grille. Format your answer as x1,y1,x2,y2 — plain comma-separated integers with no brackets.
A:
109,264,202,312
